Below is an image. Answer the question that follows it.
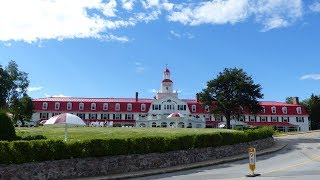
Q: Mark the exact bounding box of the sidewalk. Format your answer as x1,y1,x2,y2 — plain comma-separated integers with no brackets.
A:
72,139,287,180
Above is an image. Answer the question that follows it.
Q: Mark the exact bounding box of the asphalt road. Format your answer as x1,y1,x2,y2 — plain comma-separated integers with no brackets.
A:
131,132,320,180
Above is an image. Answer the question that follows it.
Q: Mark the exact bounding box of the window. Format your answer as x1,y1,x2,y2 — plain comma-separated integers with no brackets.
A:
296,107,302,114
271,106,276,114
152,104,161,110
103,103,108,110
178,105,187,111
91,103,96,110
141,104,146,111
40,113,48,119
282,117,289,122
161,122,167,127
79,103,84,110
152,122,157,127
67,102,72,110
249,116,256,122
113,114,121,120
115,103,120,111
55,102,60,110
261,106,266,113
52,112,60,117
271,117,278,122
140,123,146,127
127,103,132,111
296,117,304,122
89,113,97,119
239,116,245,122
205,105,210,112
260,116,267,122
77,113,85,119
282,107,287,114
42,102,48,109
191,105,196,112
101,114,109,120
125,114,134,120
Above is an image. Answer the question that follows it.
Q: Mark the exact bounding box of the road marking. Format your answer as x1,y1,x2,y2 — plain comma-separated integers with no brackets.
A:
231,153,320,179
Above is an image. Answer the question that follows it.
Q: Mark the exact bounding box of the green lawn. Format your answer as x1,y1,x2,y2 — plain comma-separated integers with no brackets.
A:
15,126,232,141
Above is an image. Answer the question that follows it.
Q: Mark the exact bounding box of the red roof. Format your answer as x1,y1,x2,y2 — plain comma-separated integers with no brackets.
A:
33,97,153,103
164,68,170,73
259,101,301,107
206,121,221,125
162,79,173,83
246,122,298,127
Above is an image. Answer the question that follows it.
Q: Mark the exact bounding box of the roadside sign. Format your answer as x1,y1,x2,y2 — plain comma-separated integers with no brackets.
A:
248,148,256,176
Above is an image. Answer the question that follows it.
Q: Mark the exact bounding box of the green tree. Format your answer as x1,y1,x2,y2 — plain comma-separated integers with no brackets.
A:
197,68,264,129
9,94,34,124
0,111,16,141
300,94,320,130
285,97,293,104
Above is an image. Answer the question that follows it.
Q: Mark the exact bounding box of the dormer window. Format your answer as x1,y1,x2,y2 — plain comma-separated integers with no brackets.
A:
42,102,48,110
141,104,146,111
205,105,210,112
79,103,84,110
103,103,108,110
127,103,132,111
261,106,265,113
67,102,72,110
271,106,276,114
282,107,287,114
191,105,196,112
115,103,120,111
91,103,96,110
55,102,60,110
296,107,302,114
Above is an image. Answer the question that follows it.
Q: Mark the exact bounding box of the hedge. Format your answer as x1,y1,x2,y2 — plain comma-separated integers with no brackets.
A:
0,127,273,164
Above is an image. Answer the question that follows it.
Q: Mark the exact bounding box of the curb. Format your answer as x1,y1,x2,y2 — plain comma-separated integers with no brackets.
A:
76,140,287,180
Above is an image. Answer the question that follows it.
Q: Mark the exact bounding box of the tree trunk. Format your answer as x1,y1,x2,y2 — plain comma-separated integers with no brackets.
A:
226,115,231,129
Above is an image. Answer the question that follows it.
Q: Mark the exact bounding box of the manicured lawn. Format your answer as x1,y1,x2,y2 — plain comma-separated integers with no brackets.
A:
15,126,232,141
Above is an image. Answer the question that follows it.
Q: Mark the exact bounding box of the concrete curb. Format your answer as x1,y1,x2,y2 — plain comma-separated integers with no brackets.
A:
74,140,287,180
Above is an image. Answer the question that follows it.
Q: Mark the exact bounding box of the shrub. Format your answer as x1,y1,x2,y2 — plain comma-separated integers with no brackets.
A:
16,134,47,141
0,111,16,141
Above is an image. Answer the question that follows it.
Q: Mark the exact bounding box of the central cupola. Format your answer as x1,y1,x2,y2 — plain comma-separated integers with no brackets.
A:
157,67,178,99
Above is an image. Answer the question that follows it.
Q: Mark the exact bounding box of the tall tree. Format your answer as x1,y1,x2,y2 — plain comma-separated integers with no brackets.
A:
285,97,293,104
301,94,320,130
9,93,34,124
197,68,264,129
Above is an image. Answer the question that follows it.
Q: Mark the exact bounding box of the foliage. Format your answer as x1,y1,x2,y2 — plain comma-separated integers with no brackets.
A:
0,60,33,124
16,134,47,141
301,94,320,130
0,127,273,164
197,68,263,129
0,111,16,141
285,97,293,104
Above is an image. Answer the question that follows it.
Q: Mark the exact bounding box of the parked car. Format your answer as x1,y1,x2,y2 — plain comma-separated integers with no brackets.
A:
15,120,38,127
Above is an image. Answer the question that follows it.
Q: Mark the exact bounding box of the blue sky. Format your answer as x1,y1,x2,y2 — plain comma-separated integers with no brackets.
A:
0,0,319,102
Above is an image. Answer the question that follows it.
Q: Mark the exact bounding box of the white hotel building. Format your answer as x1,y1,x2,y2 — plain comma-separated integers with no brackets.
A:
32,68,310,131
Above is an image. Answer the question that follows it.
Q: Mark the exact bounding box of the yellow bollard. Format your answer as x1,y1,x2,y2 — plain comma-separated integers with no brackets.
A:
246,148,261,177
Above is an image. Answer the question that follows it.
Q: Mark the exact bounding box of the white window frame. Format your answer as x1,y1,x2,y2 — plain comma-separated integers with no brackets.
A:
271,106,276,114
260,116,267,122
55,102,60,110
127,103,132,111
89,113,97,119
79,103,84,110
297,116,304,122
103,103,108,110
91,103,96,110
141,104,146,111
283,117,289,122
282,107,287,114
296,107,302,114
125,114,134,120
40,113,48,119
42,102,48,110
67,102,72,110
192,105,196,112
101,114,109,120
115,103,120,111
114,114,121,120
271,116,278,122
77,113,85,119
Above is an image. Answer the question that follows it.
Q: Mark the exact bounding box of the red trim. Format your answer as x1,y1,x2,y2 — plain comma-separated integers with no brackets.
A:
205,121,221,125
246,122,298,127
87,120,136,123
162,79,173,83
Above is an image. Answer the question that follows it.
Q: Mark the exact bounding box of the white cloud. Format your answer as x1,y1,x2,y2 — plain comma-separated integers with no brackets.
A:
168,0,303,31
101,0,117,17
141,0,160,9
103,34,129,42
310,1,320,12
134,62,145,73
170,30,194,39
4,42,12,47
148,89,158,93
300,74,320,80
27,86,43,92
44,93,69,98
122,0,135,11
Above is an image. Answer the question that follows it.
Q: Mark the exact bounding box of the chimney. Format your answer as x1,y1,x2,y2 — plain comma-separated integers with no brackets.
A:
292,97,299,105
135,92,138,102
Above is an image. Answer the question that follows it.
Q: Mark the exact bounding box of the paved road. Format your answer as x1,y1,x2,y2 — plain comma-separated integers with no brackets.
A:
131,132,320,180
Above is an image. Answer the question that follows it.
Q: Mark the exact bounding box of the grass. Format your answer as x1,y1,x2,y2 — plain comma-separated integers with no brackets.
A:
15,126,233,141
